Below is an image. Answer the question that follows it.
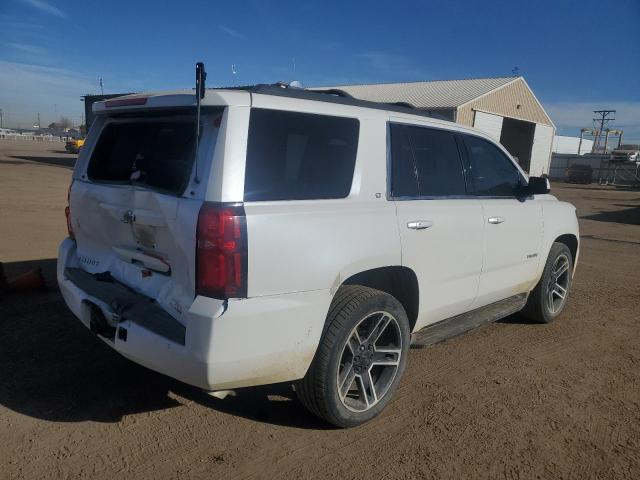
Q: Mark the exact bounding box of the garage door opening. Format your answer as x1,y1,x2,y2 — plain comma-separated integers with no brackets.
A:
500,117,535,172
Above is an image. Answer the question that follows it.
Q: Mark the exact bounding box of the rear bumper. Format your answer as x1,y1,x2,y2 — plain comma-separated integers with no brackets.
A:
57,238,330,391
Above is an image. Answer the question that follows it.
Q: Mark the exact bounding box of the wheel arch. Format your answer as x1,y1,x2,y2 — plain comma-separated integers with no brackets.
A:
554,233,578,266
335,266,420,332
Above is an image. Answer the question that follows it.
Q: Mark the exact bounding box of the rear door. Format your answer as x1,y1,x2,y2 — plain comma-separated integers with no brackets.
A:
461,133,543,308
70,111,221,322
390,121,484,330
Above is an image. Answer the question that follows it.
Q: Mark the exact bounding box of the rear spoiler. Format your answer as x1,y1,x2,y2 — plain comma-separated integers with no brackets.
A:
92,90,250,115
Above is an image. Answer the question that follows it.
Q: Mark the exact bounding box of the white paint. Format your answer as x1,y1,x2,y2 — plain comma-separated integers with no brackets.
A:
472,198,543,307
395,198,484,330
530,124,555,175
58,88,580,393
473,110,504,141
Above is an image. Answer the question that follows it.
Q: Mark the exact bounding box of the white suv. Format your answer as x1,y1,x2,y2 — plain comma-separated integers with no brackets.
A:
58,83,579,427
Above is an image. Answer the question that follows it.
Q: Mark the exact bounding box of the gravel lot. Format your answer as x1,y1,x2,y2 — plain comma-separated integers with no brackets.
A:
1,140,639,479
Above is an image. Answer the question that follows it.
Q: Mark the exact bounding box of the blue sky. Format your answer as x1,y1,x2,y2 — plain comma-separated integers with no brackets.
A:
1,0,639,140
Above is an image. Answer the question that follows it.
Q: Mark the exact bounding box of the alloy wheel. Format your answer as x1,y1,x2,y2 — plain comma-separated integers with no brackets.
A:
336,311,403,413
547,253,570,314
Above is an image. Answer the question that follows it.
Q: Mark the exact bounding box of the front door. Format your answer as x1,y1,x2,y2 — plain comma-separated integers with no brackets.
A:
460,133,543,308
389,121,484,331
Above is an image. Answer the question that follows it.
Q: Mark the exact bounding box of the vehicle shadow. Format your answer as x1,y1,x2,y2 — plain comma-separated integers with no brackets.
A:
7,154,76,169
556,183,640,192
0,259,328,429
582,205,640,226
497,312,540,325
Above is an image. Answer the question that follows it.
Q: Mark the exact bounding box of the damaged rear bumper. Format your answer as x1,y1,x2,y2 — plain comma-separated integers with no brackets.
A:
57,238,329,391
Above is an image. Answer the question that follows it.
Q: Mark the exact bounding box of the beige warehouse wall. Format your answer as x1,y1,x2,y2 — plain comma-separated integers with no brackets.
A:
456,78,552,127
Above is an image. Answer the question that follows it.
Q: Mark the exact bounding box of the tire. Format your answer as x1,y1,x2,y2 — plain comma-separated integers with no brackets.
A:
296,285,410,428
522,242,573,323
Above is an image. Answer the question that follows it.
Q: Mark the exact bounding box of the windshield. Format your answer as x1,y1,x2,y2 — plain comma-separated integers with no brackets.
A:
87,112,221,195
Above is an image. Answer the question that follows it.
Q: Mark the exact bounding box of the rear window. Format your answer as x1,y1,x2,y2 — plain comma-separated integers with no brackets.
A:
88,115,206,195
244,109,359,201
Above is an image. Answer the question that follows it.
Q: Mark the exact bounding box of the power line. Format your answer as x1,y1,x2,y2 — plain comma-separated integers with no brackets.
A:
592,110,616,152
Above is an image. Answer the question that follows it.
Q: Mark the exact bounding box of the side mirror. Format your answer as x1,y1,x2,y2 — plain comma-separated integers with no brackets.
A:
521,176,550,196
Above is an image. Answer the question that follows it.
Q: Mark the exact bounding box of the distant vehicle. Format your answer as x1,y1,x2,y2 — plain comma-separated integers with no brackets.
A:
65,138,85,154
58,83,580,428
0,128,17,136
566,164,592,184
611,144,640,162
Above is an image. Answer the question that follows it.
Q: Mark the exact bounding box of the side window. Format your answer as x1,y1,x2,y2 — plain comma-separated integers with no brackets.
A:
389,124,418,197
244,109,359,201
463,135,522,196
389,123,467,198
407,126,467,197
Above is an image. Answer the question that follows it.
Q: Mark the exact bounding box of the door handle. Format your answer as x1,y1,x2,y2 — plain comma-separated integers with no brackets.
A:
488,216,505,224
407,220,433,230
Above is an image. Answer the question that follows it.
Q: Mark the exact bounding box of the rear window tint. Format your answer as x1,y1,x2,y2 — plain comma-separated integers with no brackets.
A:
389,124,467,197
409,126,467,197
88,117,202,195
244,109,359,201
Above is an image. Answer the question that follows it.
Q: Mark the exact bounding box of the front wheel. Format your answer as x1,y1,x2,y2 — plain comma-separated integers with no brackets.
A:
522,242,573,323
296,286,410,428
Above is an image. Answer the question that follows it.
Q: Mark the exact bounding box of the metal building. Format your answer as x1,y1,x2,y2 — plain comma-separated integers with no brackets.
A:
552,135,594,155
324,77,555,175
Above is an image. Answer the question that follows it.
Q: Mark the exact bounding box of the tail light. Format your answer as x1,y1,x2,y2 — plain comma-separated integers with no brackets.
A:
65,182,74,239
196,203,247,299
105,97,148,107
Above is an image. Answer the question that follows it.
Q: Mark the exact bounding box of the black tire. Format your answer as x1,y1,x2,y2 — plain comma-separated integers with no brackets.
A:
522,242,573,323
296,285,410,428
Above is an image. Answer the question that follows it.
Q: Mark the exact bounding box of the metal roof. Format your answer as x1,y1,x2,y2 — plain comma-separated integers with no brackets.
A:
315,77,519,109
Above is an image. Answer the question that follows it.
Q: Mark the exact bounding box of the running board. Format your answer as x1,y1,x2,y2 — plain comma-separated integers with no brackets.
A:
411,293,528,349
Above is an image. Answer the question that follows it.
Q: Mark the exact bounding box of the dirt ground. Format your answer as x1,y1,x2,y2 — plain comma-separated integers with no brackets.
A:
1,140,639,480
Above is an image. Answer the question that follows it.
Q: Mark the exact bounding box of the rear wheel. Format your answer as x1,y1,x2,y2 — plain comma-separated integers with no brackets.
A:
522,242,573,323
296,286,410,428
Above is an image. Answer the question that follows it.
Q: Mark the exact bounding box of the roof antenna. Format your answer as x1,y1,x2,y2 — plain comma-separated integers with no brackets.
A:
231,64,237,86
194,62,206,184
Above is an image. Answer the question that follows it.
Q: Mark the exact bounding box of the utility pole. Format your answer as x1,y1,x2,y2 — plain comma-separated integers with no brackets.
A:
593,110,616,153
99,77,104,95
0,108,3,129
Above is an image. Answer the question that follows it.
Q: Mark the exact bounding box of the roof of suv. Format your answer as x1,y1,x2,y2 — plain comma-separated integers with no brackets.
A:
233,84,454,120
93,84,456,123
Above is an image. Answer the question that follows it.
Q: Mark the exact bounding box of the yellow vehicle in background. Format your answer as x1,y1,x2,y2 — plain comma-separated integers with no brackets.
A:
65,138,85,154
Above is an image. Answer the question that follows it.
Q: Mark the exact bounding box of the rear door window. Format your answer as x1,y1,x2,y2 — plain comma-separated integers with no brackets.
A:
462,134,522,196
244,109,359,201
87,114,216,195
408,125,467,197
389,123,467,198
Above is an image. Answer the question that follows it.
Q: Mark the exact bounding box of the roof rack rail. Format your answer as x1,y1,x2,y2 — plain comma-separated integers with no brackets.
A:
221,83,454,123
310,88,354,99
